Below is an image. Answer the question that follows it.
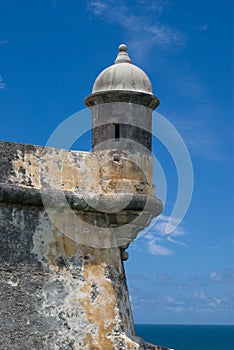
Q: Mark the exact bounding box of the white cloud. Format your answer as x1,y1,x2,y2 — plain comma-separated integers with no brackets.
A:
87,1,108,15
165,305,187,313
208,245,219,249
156,214,185,236
130,273,234,321
136,0,167,13
146,214,186,238
147,237,172,255
166,236,187,247
137,213,187,256
209,297,222,308
209,271,222,282
87,0,186,55
146,23,186,46
194,291,206,300
165,296,174,303
209,270,234,283
0,75,6,89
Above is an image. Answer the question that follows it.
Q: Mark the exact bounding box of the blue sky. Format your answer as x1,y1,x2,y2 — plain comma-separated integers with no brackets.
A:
0,0,233,324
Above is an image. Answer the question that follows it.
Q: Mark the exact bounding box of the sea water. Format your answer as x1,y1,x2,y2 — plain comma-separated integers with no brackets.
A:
135,324,234,350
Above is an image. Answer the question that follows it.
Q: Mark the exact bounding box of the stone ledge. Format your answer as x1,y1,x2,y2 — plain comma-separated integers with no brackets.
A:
85,90,160,110
0,183,162,215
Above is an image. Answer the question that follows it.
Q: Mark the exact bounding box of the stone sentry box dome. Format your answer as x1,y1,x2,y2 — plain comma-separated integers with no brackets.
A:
85,44,160,151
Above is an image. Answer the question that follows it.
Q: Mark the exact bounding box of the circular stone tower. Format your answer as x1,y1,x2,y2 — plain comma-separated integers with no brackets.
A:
85,44,160,152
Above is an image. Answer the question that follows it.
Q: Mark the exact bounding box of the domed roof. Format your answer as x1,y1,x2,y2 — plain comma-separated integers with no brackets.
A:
92,44,153,95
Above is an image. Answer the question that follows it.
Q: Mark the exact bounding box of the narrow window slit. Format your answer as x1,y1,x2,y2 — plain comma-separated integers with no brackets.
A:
115,124,120,139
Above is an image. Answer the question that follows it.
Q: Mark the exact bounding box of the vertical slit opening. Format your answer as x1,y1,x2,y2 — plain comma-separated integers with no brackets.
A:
115,124,120,139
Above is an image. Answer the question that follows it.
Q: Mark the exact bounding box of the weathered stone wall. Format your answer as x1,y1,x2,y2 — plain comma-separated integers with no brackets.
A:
0,140,170,350
0,203,136,349
0,140,161,249
0,140,154,193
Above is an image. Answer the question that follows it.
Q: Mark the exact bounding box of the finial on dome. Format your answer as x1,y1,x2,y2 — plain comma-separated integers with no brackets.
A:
115,43,132,64
119,44,128,51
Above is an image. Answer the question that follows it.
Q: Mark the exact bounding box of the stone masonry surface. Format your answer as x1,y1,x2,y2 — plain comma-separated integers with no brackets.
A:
0,140,171,350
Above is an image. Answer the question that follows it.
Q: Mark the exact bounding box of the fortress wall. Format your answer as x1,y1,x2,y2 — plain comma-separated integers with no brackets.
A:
0,140,154,194
0,140,166,350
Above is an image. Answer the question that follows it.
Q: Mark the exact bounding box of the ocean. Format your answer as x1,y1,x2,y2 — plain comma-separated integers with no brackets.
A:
135,324,234,350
